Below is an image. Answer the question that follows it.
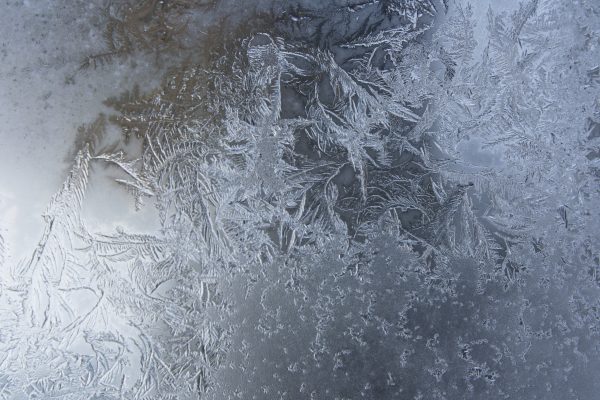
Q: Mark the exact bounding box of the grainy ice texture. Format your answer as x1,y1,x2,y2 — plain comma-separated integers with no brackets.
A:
0,0,599,399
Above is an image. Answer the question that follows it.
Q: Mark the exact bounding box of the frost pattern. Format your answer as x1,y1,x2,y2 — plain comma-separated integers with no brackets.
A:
1,0,600,399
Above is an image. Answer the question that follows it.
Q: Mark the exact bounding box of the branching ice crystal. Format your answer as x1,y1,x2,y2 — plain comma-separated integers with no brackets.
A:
1,0,599,399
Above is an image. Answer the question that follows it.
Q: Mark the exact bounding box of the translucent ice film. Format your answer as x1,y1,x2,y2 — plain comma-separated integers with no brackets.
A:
0,1,599,399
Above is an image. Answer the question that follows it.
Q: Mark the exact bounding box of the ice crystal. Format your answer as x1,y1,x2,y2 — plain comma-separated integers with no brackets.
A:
1,0,600,399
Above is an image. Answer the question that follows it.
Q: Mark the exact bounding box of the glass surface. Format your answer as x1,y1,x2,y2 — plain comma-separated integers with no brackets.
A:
1,1,599,399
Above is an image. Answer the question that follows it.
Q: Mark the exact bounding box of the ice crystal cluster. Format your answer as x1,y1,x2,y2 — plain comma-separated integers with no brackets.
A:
1,0,600,399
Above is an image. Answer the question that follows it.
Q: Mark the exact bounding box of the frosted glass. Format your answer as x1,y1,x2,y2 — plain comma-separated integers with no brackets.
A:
1,1,599,398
